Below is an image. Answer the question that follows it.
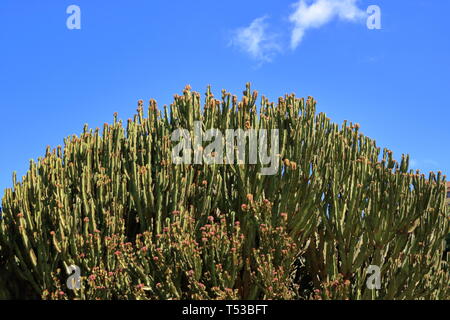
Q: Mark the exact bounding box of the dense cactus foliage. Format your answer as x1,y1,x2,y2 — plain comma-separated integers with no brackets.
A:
0,84,448,300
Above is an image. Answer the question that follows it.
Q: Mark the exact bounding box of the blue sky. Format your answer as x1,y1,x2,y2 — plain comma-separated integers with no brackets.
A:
0,0,449,195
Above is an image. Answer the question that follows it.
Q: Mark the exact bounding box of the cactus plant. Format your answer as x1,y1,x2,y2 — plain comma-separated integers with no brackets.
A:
0,84,448,300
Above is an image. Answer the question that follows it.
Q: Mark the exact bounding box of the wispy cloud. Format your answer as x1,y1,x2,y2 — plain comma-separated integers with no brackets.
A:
289,0,366,49
229,16,281,64
229,1,367,63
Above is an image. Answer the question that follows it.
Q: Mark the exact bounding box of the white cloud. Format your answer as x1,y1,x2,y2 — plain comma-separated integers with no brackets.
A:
289,0,366,49
229,16,281,63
